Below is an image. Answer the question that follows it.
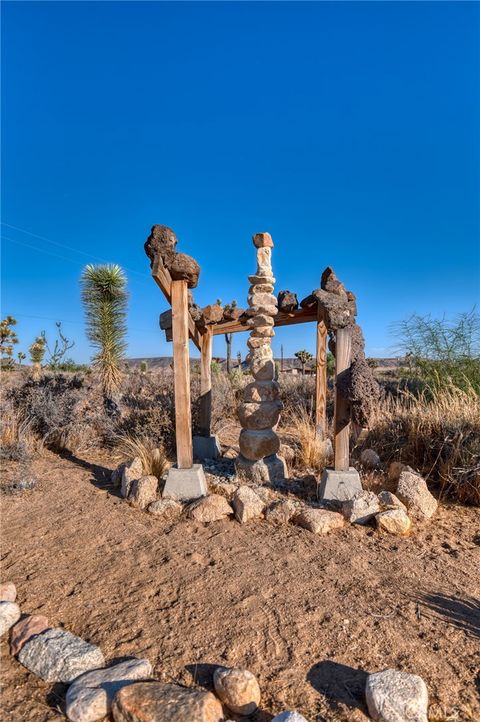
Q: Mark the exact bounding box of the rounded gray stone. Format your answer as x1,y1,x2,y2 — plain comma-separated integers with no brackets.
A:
366,668,428,722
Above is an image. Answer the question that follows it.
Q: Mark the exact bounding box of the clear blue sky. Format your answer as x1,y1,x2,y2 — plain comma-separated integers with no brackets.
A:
2,1,479,363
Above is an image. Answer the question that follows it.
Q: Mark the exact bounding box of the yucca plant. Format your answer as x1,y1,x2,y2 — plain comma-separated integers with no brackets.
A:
81,264,128,416
29,336,46,380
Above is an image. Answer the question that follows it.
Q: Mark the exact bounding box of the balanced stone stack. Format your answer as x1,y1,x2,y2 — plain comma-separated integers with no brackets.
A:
235,233,287,484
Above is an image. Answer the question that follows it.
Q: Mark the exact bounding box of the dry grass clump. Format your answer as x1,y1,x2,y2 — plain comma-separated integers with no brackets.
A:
281,405,332,473
0,404,42,461
115,434,168,479
365,382,480,505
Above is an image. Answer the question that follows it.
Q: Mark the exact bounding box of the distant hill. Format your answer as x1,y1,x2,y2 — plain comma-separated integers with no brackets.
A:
127,356,406,370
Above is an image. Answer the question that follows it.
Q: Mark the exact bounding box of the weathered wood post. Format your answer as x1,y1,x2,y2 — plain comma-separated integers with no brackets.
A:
333,326,351,472
171,279,193,469
315,307,328,438
198,327,213,437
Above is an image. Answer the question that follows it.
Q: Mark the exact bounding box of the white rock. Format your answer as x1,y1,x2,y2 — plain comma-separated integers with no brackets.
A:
187,494,233,522
396,471,438,521
213,666,261,715
66,658,153,722
376,509,411,535
342,490,380,524
366,668,428,722
272,713,309,722
0,601,21,636
361,449,381,469
232,486,265,523
120,457,143,498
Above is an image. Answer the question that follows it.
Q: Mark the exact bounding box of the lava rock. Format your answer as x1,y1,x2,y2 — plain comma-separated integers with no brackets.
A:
277,290,298,312
144,224,178,269
169,253,200,288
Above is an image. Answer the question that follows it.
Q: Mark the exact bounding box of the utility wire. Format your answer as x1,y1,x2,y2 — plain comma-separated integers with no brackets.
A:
1,221,150,279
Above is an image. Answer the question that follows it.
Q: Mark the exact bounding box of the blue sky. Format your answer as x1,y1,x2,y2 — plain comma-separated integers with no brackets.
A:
2,1,479,363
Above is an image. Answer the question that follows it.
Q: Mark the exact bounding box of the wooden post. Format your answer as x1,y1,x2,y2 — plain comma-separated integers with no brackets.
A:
199,327,213,437
171,280,193,469
315,308,328,439
334,326,351,472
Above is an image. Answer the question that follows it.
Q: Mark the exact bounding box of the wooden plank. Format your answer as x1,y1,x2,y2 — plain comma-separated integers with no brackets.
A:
211,306,318,336
315,309,328,438
152,258,202,350
334,326,351,472
198,327,213,436
171,280,193,469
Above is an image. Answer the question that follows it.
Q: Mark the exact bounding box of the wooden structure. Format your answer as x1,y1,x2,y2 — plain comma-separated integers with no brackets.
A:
151,250,351,474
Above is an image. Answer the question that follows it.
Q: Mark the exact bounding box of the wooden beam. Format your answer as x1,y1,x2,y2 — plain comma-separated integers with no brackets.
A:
198,327,213,437
334,326,351,472
171,280,193,469
211,306,318,336
315,309,328,438
152,258,202,350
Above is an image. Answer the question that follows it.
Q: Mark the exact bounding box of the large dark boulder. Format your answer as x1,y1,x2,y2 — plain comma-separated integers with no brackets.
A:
277,290,298,313
144,224,177,268
169,253,200,288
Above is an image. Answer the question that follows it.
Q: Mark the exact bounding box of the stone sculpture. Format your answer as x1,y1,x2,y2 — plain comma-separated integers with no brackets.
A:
235,233,287,484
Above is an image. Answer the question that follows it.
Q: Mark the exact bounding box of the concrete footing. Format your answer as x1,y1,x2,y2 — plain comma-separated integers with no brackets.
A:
318,466,362,504
162,464,208,502
192,434,221,461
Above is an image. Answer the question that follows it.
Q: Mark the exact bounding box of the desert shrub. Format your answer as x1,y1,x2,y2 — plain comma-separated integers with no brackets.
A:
0,403,40,462
364,382,480,505
394,309,480,393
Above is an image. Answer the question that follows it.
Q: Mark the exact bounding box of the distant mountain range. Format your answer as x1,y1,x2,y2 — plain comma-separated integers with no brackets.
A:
126,356,405,370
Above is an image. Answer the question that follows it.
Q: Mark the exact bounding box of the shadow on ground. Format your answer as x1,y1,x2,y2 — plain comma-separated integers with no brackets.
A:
419,592,480,639
307,661,368,715
59,450,121,497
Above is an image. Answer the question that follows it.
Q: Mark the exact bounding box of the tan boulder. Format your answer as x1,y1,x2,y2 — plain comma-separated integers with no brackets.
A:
251,357,275,381
128,475,158,510
121,457,143,498
378,490,407,512
252,232,273,248
376,509,411,535
148,498,182,519
238,401,282,430
187,494,233,523
202,304,223,324
213,666,261,716
0,581,16,602
265,499,297,524
294,508,344,534
396,471,438,521
232,486,265,523
111,682,224,722
243,381,280,403
239,429,280,461
388,461,414,483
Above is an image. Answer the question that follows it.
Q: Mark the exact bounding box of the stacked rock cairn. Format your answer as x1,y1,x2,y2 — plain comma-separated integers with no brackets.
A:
235,233,286,484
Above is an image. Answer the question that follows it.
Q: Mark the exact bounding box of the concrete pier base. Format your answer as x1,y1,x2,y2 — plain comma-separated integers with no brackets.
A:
318,467,362,504
192,435,221,461
162,464,208,502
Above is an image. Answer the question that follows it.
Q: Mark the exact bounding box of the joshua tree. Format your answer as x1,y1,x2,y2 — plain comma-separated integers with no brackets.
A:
17,351,26,365
29,336,46,380
0,316,19,369
295,349,313,376
225,333,233,373
81,264,128,416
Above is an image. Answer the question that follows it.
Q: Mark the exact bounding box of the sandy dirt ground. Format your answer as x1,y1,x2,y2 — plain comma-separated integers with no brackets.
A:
1,450,479,722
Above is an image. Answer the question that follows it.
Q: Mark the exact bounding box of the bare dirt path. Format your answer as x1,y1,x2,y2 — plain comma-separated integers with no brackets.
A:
1,451,479,721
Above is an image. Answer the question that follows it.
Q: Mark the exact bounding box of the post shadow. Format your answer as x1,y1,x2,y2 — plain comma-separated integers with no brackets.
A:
307,660,368,714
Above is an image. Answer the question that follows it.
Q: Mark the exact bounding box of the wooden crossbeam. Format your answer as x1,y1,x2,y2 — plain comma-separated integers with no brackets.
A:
151,258,202,350
210,306,318,336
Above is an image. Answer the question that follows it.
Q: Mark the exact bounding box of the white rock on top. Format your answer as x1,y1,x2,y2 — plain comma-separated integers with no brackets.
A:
213,666,261,715
66,658,153,722
0,581,17,602
18,628,105,683
0,601,21,636
396,471,438,521
271,713,309,722
365,669,428,722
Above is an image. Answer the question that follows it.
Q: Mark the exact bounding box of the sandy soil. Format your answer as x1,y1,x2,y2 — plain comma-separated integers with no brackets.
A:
1,450,479,721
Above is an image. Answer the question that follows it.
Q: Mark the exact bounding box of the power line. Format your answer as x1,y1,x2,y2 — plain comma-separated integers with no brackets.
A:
1,221,150,279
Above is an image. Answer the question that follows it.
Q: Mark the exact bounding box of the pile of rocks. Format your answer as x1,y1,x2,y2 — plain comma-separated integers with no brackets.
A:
235,232,287,484
1,581,431,721
111,451,438,540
